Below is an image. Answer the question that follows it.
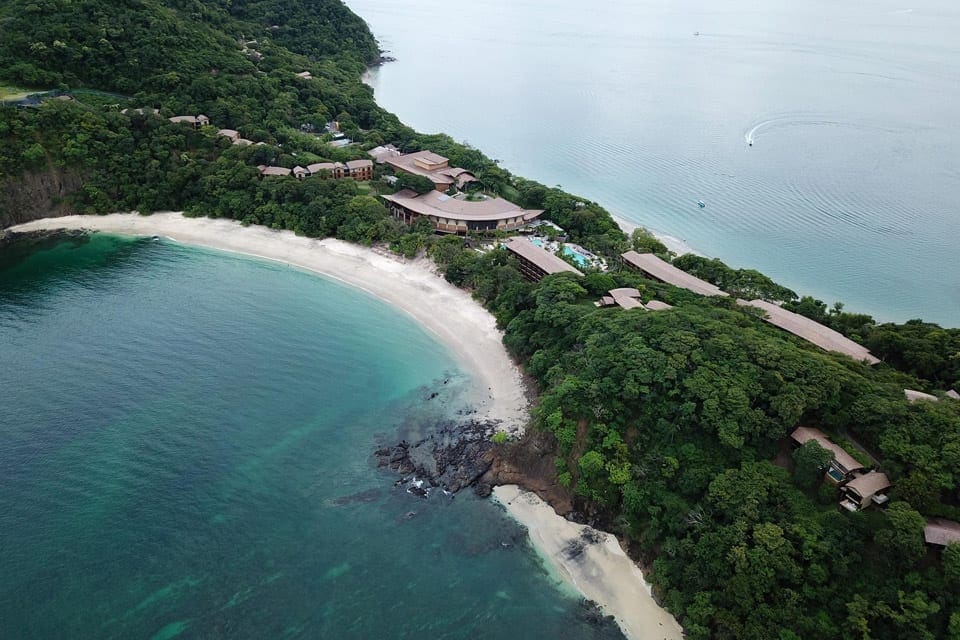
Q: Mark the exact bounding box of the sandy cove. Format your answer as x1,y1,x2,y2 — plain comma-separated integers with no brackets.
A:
11,212,529,431
11,211,684,639
494,485,684,640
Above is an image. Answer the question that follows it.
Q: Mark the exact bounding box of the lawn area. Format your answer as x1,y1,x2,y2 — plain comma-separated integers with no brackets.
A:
0,85,40,101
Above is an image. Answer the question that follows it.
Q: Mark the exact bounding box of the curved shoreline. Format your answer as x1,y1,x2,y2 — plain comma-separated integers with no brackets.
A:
10,212,530,432
9,212,683,640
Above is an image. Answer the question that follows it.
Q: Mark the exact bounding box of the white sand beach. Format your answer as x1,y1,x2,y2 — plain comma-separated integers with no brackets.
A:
493,485,684,640
10,212,529,432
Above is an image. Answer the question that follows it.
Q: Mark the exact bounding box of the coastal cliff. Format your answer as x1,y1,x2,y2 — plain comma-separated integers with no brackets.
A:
0,168,82,229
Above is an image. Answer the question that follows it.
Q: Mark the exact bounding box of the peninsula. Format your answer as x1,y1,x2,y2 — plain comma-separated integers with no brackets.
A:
2,1,960,639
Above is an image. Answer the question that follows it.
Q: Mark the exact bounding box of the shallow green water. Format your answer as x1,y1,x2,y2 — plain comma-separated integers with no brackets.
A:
0,234,622,639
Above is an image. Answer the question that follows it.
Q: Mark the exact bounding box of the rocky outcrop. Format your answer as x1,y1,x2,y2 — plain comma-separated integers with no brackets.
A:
375,419,498,496
0,227,89,249
0,168,84,229
374,411,577,515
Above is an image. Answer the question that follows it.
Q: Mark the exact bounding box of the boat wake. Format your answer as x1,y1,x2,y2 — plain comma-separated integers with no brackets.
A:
743,113,898,146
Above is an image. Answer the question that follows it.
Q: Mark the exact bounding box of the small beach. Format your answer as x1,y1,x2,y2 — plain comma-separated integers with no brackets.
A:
494,485,684,640
11,212,529,432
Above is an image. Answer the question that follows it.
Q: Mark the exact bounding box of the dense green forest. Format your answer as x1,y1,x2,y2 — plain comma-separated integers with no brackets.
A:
2,1,959,638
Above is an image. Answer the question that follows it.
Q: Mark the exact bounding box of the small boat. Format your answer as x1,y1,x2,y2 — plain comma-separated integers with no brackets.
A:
694,31,700,36
697,200,706,208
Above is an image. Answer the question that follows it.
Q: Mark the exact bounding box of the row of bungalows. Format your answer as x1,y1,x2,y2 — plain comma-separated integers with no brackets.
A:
789,426,891,511
621,251,729,297
737,299,881,365
503,237,583,282
383,150,479,192
258,159,374,180
381,190,543,235
595,287,673,311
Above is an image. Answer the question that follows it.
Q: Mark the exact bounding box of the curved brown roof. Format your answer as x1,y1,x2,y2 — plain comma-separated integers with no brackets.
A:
845,472,890,498
382,191,543,223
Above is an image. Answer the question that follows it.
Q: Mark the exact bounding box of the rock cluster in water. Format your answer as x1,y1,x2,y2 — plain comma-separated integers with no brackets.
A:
375,418,499,497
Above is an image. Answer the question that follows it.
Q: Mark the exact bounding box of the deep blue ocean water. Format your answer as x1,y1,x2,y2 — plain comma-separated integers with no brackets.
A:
0,234,623,639
352,0,960,326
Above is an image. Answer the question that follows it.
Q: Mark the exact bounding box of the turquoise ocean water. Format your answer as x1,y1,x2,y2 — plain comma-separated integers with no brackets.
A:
352,0,960,326
0,234,622,639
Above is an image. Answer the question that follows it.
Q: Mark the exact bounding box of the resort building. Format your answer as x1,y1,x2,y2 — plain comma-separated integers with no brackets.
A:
381,190,543,234
948,390,960,400
528,237,606,271
738,299,881,364
789,426,865,484
503,237,583,282
384,150,478,192
257,165,292,177
169,114,210,129
368,144,401,163
840,472,891,512
292,166,310,180
905,389,939,403
295,71,312,79
621,251,729,298
307,162,346,179
345,159,374,180
924,518,960,547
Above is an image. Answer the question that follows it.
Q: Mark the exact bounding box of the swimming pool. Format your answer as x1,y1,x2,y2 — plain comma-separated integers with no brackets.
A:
527,237,592,268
